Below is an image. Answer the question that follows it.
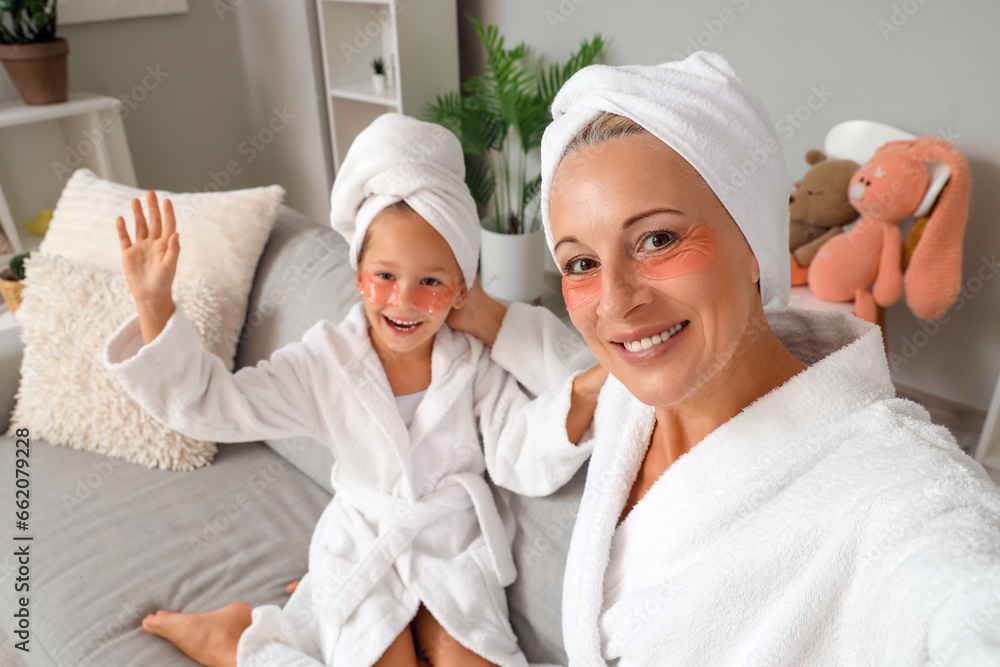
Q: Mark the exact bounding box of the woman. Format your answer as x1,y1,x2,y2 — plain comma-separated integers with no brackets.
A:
545,52,1000,665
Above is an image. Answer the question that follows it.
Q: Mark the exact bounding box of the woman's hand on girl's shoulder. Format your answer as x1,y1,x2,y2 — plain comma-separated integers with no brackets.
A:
446,279,507,347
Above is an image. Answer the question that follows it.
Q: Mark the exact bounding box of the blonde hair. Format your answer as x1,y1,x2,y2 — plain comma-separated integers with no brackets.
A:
562,112,649,160
560,111,716,195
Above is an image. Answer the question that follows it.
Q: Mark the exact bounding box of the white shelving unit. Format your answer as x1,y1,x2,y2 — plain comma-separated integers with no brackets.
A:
0,92,136,267
976,375,1000,473
314,0,460,170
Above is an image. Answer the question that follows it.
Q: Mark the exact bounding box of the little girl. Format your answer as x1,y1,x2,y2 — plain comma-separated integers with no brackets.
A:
104,114,606,667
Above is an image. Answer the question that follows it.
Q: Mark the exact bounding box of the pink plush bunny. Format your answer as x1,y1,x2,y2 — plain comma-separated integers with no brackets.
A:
808,137,970,323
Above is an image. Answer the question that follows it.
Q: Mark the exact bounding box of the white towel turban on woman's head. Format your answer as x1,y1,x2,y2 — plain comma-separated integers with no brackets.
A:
330,113,480,288
540,51,792,309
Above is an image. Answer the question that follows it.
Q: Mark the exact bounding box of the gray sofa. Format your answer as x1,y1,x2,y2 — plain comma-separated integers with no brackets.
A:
0,206,586,667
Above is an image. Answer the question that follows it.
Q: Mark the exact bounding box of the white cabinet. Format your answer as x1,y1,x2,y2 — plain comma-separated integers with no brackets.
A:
314,0,460,170
0,92,136,265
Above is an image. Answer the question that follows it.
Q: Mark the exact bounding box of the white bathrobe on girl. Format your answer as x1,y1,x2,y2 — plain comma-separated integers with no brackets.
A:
105,297,593,667
562,308,1000,666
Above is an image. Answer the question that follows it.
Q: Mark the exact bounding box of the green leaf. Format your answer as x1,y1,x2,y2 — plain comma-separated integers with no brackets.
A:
464,154,495,209
0,0,56,44
539,34,606,106
521,173,542,212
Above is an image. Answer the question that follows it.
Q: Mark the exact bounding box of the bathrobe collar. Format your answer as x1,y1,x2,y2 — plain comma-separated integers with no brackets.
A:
566,307,891,662
333,301,484,499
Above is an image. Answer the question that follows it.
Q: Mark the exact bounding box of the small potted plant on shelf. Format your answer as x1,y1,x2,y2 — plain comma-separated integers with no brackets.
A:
371,57,387,93
425,15,604,303
0,251,29,314
0,0,69,105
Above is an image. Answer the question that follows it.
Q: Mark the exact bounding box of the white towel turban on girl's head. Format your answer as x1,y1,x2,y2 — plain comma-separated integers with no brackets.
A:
540,51,792,309
330,113,480,288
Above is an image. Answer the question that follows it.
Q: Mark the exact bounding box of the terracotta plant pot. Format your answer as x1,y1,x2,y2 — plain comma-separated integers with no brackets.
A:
0,38,69,105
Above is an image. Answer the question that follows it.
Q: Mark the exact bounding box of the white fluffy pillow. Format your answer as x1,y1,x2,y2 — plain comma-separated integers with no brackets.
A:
39,168,284,368
5,253,224,470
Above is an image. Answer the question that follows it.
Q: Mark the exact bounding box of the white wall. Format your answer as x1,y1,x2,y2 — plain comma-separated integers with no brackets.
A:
0,0,332,223
471,0,1000,411
230,1,333,224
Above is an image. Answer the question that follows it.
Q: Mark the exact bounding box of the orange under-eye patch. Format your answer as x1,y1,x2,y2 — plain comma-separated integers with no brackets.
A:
562,271,602,311
413,282,457,314
360,271,399,306
360,271,457,314
636,224,717,281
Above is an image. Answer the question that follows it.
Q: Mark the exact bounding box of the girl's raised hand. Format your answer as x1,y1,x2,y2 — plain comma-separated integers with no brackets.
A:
117,190,180,305
116,191,180,344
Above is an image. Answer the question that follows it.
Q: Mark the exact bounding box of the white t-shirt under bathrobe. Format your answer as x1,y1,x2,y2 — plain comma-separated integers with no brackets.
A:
104,300,595,667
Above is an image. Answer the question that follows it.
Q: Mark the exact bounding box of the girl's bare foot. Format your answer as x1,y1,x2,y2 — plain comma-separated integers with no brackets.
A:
141,602,252,667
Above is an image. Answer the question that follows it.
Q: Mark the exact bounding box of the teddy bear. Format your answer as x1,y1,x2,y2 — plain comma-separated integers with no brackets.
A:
788,150,860,281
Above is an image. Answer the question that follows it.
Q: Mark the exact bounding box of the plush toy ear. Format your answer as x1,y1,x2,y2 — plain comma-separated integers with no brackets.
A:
805,149,826,166
902,137,971,320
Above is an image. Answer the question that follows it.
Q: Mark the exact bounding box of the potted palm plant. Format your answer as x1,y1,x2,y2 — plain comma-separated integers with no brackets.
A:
426,16,604,303
0,0,68,105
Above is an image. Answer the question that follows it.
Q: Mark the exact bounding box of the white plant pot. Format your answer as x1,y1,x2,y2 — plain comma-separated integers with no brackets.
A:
371,73,387,93
480,226,546,304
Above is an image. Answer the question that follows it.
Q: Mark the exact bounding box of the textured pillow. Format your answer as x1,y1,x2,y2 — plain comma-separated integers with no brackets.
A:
39,168,284,369
5,253,224,470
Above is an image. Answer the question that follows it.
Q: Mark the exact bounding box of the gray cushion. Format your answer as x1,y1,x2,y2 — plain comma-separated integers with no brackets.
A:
495,468,586,666
233,205,356,495
0,437,330,666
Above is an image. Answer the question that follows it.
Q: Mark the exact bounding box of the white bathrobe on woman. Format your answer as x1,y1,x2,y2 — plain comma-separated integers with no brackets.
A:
563,307,1000,666
104,299,594,667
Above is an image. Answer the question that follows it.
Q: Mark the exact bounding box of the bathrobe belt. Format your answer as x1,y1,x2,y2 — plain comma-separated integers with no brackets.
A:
324,473,517,626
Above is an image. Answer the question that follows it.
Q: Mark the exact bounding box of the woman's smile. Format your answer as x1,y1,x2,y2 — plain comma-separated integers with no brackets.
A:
610,320,690,362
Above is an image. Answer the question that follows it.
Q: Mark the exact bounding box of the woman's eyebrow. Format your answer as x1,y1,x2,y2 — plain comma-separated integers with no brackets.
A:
554,208,685,250
622,208,685,230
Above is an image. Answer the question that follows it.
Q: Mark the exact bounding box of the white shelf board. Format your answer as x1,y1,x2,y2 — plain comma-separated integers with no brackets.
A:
0,92,122,129
329,82,400,107
322,0,391,5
